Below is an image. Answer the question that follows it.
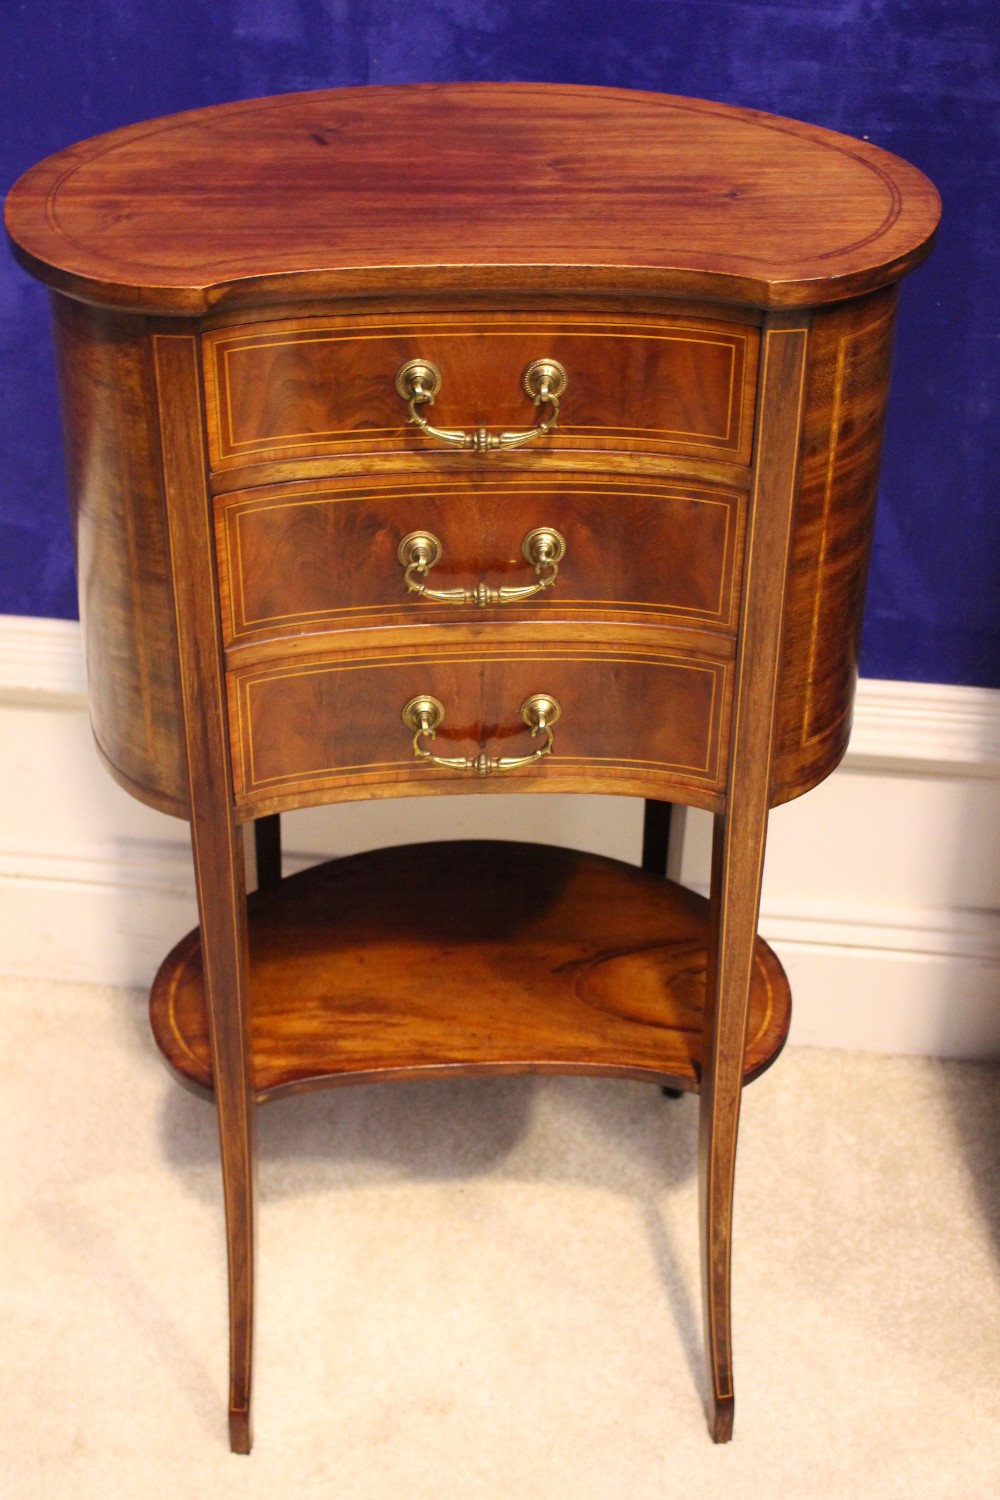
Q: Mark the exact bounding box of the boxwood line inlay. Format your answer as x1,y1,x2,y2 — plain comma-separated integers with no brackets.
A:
4,82,939,1451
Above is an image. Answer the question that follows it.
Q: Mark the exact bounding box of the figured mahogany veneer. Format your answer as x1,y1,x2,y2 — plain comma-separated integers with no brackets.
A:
36,284,910,819
227,641,731,814
215,470,745,653
6,82,939,1453
203,311,758,472
151,842,790,1100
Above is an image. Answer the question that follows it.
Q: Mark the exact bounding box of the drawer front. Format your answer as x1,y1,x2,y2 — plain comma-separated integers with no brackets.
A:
228,643,732,810
216,472,745,654
203,311,758,472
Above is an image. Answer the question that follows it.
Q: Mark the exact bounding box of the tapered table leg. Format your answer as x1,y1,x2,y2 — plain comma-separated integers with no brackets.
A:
696,315,809,1441
189,816,257,1453
154,332,259,1452
254,814,282,890
645,804,685,1097
641,799,672,876
698,806,769,1442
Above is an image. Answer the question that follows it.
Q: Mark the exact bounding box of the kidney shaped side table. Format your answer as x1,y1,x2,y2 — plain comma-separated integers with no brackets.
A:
5,84,938,1450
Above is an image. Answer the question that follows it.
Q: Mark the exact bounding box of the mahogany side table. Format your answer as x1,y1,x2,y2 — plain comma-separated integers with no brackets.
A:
5,83,939,1450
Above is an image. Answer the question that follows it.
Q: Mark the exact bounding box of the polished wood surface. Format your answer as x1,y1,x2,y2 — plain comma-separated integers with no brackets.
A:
153,333,257,1453
50,296,188,817
772,284,900,801
203,310,758,469
227,641,732,813
39,283,908,820
5,84,938,313
6,83,939,1452
215,470,745,652
698,315,808,1442
150,842,791,1101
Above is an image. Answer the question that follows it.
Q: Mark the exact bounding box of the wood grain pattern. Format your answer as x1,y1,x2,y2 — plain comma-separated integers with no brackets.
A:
771,284,900,802
153,332,257,1454
6,85,939,1451
5,84,938,313
215,470,744,653
50,297,188,817
699,316,808,1443
205,443,756,499
203,311,757,469
227,642,732,812
149,842,791,1100
41,283,910,821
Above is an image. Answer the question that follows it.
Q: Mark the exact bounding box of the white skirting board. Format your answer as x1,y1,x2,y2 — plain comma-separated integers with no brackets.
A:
1,613,999,1058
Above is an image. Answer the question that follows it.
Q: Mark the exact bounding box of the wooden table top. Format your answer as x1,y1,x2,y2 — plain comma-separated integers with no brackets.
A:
5,83,939,314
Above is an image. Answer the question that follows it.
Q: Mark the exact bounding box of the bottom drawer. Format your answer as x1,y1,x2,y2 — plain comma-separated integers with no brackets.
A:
228,641,732,813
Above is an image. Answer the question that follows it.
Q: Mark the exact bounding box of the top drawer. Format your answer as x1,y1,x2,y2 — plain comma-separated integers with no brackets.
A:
202,311,759,474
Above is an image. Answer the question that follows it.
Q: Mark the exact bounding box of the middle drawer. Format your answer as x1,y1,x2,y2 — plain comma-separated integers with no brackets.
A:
215,470,746,656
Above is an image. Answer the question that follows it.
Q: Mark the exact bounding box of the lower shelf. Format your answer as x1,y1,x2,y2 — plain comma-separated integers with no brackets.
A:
150,840,791,1102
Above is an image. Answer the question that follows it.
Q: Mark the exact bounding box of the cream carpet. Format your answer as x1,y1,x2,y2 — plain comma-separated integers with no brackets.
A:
1,974,998,1498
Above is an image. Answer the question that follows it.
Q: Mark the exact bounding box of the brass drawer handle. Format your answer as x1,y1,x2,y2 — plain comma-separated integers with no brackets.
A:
401,693,560,778
395,357,567,453
397,526,566,607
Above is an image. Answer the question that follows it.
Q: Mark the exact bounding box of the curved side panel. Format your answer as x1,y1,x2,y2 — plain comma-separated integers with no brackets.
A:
51,296,189,816
771,285,899,804
92,732,188,820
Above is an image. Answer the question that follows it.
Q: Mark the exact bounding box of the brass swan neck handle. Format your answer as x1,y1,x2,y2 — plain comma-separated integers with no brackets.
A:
395,358,568,454
397,527,566,608
402,693,561,778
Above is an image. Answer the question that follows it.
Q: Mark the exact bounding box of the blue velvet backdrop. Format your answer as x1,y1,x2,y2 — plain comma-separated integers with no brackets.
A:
2,1,998,686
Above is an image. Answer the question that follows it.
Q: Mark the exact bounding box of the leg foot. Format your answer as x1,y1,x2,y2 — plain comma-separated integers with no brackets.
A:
157,335,259,1457
709,1391,734,1444
229,1405,252,1454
